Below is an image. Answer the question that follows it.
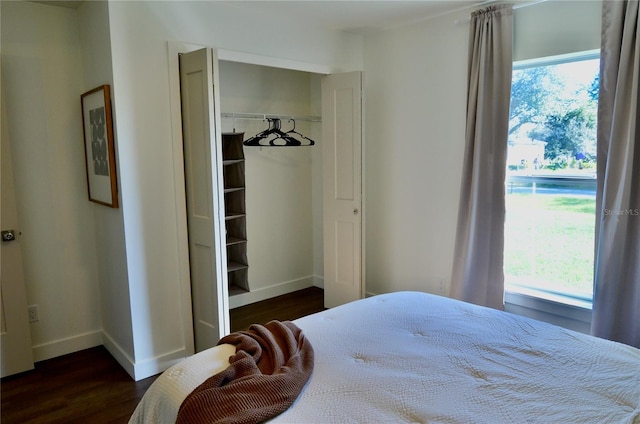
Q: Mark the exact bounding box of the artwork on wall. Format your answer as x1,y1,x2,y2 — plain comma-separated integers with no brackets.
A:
81,85,118,208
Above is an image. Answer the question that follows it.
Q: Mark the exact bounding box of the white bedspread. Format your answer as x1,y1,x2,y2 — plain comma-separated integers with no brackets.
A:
131,291,640,423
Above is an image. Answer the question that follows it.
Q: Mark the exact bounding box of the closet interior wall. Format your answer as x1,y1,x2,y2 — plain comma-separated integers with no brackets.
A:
218,61,324,308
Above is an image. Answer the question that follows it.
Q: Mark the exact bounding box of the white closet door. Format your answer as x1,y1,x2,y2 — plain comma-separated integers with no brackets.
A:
322,72,364,308
179,48,229,352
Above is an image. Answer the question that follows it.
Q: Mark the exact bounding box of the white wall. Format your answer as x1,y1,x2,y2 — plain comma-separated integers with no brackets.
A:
77,0,135,370
362,1,602,298
514,0,601,61
363,8,469,297
103,0,362,379
1,1,103,361
309,74,324,285
218,62,322,307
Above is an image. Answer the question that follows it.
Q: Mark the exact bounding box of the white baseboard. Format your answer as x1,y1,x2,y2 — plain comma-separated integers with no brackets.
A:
102,330,135,378
313,275,324,289
32,330,102,362
102,330,192,381
229,276,315,309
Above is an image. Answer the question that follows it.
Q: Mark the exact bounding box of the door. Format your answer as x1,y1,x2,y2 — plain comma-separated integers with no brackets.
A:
179,48,229,352
1,89,35,377
322,72,364,308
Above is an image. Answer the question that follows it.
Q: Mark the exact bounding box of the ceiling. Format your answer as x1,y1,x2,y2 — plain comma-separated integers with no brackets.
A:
225,1,485,34
32,0,83,9
34,0,491,34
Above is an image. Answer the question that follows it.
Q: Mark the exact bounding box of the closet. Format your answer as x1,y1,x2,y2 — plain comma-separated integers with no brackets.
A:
176,46,363,352
218,61,323,307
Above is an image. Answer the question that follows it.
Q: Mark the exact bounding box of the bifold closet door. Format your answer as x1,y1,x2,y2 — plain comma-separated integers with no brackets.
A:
179,48,228,352
322,71,364,308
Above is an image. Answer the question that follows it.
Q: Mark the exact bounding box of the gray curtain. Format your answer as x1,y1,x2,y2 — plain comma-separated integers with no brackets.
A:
592,0,640,349
450,4,513,310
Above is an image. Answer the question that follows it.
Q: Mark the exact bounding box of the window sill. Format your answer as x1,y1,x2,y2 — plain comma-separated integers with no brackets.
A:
504,285,592,334
505,283,592,309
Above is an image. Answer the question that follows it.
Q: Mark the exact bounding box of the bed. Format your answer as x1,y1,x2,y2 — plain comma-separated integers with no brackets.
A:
130,291,640,423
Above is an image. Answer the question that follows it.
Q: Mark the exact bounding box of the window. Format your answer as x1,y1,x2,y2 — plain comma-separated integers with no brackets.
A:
504,51,599,308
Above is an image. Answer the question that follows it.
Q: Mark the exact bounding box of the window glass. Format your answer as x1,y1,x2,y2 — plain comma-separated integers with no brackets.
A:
504,54,599,303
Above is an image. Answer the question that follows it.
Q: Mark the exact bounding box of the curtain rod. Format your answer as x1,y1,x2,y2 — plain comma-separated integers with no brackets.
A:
221,112,322,123
454,0,547,25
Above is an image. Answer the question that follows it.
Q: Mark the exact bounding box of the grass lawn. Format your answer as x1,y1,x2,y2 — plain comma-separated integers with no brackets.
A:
504,192,596,297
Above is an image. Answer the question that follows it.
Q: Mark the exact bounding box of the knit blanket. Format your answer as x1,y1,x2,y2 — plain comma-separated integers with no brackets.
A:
176,321,314,424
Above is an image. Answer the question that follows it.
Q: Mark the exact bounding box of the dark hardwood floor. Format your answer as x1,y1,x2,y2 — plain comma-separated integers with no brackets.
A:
229,286,325,332
0,346,156,424
1,287,324,424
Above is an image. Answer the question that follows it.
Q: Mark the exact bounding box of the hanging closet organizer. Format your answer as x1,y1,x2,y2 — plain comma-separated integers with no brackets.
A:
221,132,249,295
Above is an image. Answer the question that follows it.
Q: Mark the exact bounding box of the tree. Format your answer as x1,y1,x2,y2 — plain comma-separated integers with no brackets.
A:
530,107,596,161
509,62,599,167
509,67,558,136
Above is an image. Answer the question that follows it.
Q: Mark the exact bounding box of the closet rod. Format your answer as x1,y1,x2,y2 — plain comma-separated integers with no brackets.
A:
221,112,322,123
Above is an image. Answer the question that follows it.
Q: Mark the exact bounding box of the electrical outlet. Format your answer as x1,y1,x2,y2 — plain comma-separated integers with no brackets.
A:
28,305,39,323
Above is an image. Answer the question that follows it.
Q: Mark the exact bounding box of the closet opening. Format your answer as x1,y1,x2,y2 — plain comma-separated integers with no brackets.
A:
218,61,325,309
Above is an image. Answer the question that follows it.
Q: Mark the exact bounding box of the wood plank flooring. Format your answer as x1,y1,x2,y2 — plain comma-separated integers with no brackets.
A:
1,287,324,424
230,286,325,332
0,345,157,424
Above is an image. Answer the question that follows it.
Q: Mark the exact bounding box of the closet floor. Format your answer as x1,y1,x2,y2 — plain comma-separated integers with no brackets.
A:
230,286,325,332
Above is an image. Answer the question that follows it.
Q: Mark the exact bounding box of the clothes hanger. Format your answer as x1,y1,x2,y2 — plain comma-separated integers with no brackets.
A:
243,118,300,146
269,119,300,146
286,119,315,146
243,118,274,146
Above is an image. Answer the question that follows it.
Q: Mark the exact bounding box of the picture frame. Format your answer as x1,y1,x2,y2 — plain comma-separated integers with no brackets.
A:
81,85,118,208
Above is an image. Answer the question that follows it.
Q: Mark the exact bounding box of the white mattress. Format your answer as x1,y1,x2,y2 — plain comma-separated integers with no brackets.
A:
131,291,640,423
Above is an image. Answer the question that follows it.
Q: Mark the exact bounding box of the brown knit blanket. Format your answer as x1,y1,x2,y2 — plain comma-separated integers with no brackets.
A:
176,320,314,424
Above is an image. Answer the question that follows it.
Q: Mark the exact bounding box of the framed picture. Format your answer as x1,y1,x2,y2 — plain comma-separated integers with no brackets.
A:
81,85,118,208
